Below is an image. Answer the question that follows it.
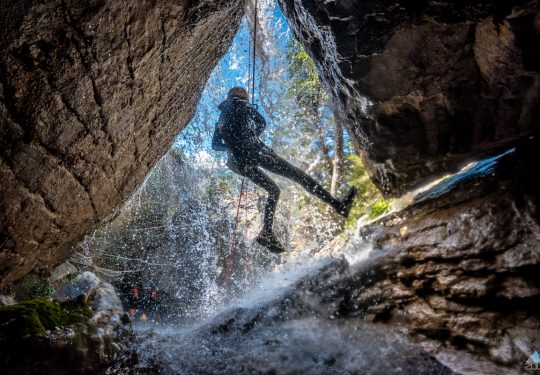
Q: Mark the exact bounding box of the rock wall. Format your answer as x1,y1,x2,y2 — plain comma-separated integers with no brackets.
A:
0,0,244,286
1,271,130,374
279,0,540,195
335,140,540,372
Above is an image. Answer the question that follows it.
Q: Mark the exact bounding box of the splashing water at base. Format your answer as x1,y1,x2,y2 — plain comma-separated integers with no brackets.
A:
125,318,449,375
110,239,448,375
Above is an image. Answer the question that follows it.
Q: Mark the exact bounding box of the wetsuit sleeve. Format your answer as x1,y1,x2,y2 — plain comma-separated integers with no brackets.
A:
250,106,266,136
211,119,228,152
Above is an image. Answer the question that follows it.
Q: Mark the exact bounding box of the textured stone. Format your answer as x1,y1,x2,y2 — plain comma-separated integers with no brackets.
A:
49,261,77,281
0,295,16,307
0,0,244,286
338,144,540,372
488,335,515,365
1,272,129,374
61,271,100,299
426,295,483,314
279,0,540,195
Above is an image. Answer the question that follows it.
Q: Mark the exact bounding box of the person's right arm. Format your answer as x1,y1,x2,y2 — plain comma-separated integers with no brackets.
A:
211,115,228,152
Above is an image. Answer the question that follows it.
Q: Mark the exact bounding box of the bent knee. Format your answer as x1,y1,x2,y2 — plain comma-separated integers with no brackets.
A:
268,184,280,199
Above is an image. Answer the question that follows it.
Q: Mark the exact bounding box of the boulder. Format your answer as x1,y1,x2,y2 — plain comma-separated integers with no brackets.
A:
0,295,16,307
279,0,540,195
0,271,129,374
337,141,540,372
0,0,244,286
50,261,78,281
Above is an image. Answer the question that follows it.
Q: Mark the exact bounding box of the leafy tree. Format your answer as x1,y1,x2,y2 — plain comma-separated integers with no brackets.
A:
285,40,344,195
344,153,392,228
284,41,390,227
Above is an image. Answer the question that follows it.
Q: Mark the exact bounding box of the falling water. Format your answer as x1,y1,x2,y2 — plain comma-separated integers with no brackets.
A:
72,1,446,373
74,0,344,323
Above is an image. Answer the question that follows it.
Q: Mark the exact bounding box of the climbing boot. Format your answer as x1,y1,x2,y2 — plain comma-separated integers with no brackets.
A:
336,186,357,217
255,232,286,254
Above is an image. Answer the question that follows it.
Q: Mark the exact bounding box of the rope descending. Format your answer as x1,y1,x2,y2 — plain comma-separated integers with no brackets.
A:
219,0,259,285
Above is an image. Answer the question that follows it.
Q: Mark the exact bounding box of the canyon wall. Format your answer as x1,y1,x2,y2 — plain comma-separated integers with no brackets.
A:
279,0,539,195
0,0,244,286
339,142,540,372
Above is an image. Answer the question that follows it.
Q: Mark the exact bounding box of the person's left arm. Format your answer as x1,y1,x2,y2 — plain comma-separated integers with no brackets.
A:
211,117,228,152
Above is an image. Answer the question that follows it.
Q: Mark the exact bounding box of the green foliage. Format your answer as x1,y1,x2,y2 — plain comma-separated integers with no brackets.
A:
281,39,334,179
12,273,56,301
0,297,92,337
366,198,393,221
35,281,55,298
344,153,392,227
285,40,325,103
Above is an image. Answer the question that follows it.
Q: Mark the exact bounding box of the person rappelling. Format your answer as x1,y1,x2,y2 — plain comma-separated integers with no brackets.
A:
212,0,355,255
212,86,356,253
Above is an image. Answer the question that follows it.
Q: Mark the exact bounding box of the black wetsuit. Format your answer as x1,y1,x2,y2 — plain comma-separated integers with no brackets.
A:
212,95,341,235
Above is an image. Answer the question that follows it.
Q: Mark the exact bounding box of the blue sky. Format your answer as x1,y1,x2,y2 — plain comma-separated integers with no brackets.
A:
173,3,292,164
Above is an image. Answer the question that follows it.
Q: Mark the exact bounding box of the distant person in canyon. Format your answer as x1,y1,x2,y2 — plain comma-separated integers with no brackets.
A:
212,86,356,253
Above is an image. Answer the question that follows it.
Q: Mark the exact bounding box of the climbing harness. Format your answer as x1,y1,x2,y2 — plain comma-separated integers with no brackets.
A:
220,0,259,284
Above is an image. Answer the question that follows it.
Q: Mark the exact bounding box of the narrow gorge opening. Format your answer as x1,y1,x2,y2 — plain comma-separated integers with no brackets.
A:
71,0,383,324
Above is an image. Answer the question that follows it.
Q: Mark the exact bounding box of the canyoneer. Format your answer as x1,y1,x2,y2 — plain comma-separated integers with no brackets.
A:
212,86,356,253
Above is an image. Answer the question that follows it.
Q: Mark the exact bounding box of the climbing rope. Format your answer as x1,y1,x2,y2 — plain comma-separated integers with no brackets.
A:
221,178,245,283
220,0,259,285
241,182,251,277
250,0,258,105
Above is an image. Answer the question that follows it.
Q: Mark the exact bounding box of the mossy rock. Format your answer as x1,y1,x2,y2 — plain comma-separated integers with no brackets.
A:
0,296,93,338
10,273,55,300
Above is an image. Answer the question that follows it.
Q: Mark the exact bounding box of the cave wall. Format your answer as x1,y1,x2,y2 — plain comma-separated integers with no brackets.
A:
0,0,244,286
337,142,540,372
279,0,540,195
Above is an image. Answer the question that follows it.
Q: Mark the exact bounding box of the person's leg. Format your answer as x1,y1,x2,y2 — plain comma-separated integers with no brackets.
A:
256,148,340,209
256,147,357,216
237,164,280,235
235,163,286,253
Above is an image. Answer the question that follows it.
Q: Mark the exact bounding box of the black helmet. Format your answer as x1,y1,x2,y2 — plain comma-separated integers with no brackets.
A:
227,86,249,100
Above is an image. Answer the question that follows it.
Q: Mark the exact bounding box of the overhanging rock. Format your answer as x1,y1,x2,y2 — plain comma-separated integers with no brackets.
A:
0,0,243,286
279,0,540,195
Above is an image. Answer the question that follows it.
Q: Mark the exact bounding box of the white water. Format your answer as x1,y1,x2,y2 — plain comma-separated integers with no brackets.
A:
76,1,457,373
106,222,448,374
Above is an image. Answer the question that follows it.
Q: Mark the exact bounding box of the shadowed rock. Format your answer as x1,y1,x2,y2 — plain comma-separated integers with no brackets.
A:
279,0,540,195
0,0,244,286
0,272,129,374
335,139,540,373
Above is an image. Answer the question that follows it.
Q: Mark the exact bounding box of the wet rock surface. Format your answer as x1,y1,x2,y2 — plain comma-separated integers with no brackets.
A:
336,141,540,373
112,259,452,375
279,0,540,195
0,0,244,286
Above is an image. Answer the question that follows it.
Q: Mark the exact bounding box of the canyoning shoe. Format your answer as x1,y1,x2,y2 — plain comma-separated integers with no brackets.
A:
255,232,287,254
337,186,357,217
